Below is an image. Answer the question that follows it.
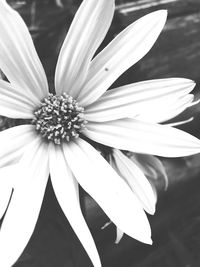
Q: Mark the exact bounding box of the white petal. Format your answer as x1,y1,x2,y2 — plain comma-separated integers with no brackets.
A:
0,138,49,267
0,80,39,107
49,144,101,267
130,153,168,189
63,139,152,244
84,78,195,122
0,1,48,100
136,94,195,123
55,0,115,97
0,80,36,119
0,125,36,168
78,10,167,106
112,149,156,215
84,119,200,157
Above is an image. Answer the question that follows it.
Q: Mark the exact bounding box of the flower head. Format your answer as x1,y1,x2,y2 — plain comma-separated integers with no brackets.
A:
0,1,200,267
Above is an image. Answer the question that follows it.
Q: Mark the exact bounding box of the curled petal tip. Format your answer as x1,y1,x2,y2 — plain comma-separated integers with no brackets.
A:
181,78,196,87
151,9,168,19
148,205,156,216
188,81,196,90
161,9,168,14
156,9,168,17
141,9,168,24
140,234,153,245
141,196,156,216
148,238,153,245
154,9,168,26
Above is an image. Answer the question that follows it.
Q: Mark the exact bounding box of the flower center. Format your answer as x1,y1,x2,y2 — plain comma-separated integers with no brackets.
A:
32,93,87,145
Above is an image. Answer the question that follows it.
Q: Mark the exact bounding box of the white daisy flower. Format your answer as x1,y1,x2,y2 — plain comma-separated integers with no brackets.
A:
0,0,200,267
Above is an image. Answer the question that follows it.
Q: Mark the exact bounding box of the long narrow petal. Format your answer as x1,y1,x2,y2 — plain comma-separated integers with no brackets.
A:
0,80,37,119
78,10,167,106
63,139,152,244
0,80,39,108
0,1,48,100
112,149,156,215
49,144,101,267
0,138,49,267
0,125,36,168
55,0,115,97
136,94,194,123
109,152,156,217
84,119,200,157
84,78,195,122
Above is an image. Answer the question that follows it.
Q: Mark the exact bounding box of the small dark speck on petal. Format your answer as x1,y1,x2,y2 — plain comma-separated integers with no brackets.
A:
105,68,109,71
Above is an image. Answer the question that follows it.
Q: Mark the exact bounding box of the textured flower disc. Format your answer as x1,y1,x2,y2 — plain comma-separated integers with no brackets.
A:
32,93,87,144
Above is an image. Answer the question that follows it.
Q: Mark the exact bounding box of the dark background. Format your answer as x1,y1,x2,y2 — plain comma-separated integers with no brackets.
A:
3,0,200,266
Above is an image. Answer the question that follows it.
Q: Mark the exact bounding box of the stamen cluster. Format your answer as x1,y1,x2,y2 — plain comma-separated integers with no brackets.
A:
32,93,87,145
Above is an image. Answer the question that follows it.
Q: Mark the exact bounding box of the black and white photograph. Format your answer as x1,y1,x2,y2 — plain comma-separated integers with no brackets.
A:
1,0,200,266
